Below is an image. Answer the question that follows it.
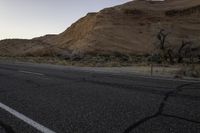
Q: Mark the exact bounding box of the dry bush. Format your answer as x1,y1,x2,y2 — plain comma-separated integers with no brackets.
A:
176,65,200,78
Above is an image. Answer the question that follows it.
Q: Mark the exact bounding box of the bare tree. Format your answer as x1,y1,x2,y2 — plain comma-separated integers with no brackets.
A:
177,40,191,63
155,30,199,64
184,44,194,64
156,29,171,63
157,29,170,50
167,48,174,64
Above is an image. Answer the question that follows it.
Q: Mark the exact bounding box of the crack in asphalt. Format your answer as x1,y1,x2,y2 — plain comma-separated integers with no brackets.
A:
0,121,15,133
22,75,200,102
2,66,200,101
123,83,194,133
43,73,200,101
170,93,200,101
161,113,200,124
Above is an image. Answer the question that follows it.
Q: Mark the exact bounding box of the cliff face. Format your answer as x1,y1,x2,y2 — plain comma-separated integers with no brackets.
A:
0,0,200,56
50,0,200,55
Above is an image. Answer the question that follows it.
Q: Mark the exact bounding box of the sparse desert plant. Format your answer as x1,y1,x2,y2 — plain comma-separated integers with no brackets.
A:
183,43,200,64
113,52,130,62
156,29,170,50
177,65,200,78
154,29,200,64
148,54,162,64
56,51,71,60
177,40,191,63
167,48,174,64
70,51,84,61
155,29,174,64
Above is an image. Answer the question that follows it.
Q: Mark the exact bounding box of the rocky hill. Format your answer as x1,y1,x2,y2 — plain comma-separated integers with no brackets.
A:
0,0,200,58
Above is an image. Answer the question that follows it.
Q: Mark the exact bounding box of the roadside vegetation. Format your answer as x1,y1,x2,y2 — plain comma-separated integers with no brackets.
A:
152,29,200,65
0,29,199,78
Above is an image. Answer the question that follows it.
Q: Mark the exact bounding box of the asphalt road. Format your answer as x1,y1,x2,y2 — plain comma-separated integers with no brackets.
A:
0,62,200,133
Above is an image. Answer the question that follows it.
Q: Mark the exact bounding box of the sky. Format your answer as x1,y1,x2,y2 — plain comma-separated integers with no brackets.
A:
0,0,130,40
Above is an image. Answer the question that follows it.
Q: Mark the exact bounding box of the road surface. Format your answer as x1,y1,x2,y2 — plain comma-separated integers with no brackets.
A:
0,62,200,133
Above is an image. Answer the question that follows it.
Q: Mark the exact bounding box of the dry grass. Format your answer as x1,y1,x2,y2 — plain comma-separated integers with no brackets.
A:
176,65,200,78
0,56,199,79
0,56,135,67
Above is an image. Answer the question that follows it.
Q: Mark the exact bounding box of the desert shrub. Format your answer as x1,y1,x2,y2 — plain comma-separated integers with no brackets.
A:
95,54,111,62
154,29,200,64
148,54,162,64
177,65,200,78
70,51,84,61
56,51,70,60
113,52,130,61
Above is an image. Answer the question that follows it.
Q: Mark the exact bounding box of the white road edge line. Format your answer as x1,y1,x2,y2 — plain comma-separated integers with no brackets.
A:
0,102,56,133
19,70,44,76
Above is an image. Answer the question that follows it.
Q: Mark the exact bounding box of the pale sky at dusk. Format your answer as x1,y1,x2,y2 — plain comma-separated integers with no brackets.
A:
0,0,130,40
